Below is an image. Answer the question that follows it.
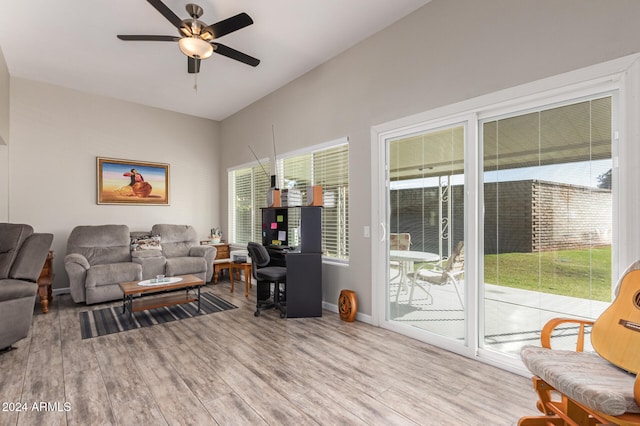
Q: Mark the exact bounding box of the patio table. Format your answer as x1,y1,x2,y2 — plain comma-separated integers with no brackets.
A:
390,250,439,302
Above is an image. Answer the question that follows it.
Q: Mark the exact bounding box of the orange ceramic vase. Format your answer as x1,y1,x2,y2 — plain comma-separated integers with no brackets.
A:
338,289,357,322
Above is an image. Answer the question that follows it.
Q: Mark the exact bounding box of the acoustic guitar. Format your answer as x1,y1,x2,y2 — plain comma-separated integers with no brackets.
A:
591,268,640,374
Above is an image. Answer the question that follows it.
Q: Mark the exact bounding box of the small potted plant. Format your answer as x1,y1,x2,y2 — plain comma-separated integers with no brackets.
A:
210,227,222,244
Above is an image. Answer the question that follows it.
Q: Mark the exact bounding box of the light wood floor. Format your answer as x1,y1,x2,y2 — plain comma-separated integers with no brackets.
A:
0,278,539,426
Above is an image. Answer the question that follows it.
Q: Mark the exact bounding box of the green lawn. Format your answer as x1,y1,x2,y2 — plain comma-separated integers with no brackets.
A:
483,247,612,302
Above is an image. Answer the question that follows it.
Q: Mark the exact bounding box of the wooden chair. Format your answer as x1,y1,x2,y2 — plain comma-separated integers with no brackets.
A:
518,265,640,426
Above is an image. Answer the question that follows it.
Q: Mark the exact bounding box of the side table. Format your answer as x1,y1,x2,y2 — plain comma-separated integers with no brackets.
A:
37,250,54,313
211,243,231,283
229,262,252,298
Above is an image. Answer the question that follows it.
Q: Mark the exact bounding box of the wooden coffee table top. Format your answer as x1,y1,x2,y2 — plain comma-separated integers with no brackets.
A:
119,274,204,296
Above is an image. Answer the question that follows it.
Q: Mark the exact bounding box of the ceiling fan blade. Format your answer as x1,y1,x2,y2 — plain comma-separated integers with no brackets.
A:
213,43,260,67
188,57,201,74
117,35,180,42
204,12,253,39
147,0,183,29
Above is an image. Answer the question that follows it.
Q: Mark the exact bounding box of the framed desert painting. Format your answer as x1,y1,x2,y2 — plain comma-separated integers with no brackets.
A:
97,157,169,205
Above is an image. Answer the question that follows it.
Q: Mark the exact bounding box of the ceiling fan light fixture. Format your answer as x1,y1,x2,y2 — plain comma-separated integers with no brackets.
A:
178,37,213,59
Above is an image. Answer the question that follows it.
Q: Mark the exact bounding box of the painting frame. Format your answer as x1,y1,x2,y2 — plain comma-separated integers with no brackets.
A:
97,157,170,205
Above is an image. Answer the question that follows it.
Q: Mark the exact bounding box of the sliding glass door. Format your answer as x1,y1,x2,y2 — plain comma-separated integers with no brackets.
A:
385,123,467,344
480,96,614,355
376,90,616,366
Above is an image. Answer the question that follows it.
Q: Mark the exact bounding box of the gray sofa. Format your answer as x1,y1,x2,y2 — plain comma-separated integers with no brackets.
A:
150,224,216,283
66,225,142,304
0,223,53,350
66,224,216,305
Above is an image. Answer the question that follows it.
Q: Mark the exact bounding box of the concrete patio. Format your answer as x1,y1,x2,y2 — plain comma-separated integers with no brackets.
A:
389,277,610,356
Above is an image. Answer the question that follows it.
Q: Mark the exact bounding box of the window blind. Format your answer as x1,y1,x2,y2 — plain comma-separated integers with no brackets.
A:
278,143,349,260
314,144,349,260
229,140,349,261
229,161,270,245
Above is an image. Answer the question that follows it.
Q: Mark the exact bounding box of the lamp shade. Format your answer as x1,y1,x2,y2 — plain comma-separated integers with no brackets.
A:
178,37,213,59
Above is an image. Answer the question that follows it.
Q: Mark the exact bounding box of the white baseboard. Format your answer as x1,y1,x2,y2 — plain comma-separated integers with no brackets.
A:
52,287,70,296
322,301,373,325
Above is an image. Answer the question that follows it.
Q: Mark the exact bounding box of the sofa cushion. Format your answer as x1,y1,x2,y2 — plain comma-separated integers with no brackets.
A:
85,262,142,287
131,251,166,280
165,257,206,277
521,345,640,416
10,234,54,282
151,224,198,258
77,246,131,266
67,225,132,265
0,224,33,279
0,279,38,302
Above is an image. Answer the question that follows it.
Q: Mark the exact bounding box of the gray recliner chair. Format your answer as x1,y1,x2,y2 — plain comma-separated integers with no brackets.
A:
65,225,142,304
0,223,53,351
151,224,216,282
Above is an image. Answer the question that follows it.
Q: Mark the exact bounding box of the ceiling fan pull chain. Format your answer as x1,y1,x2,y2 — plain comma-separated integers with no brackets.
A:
193,68,198,93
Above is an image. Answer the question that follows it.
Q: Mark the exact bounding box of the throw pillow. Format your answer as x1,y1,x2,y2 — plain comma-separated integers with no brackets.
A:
131,235,162,251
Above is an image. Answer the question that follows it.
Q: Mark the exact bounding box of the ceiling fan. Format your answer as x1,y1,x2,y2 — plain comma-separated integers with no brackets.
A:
117,0,260,74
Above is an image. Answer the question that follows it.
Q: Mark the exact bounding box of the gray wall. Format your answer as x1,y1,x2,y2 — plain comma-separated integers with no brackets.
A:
219,0,640,316
8,78,220,290
0,46,7,143
0,46,8,221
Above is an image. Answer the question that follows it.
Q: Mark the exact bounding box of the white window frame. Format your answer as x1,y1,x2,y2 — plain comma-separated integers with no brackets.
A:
228,137,350,263
276,137,349,263
371,53,640,375
228,158,271,246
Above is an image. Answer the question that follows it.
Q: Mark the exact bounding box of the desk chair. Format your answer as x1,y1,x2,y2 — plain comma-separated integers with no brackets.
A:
518,262,640,425
247,242,287,318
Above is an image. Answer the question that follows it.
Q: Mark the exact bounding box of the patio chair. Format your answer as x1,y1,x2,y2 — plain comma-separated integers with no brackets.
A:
390,233,412,251
389,232,411,282
518,263,640,425
407,240,464,308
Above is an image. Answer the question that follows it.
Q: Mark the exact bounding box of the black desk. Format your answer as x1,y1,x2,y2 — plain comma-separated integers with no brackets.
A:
265,246,288,267
266,248,322,318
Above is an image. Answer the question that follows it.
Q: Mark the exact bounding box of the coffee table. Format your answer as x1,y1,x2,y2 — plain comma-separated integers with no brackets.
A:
119,274,204,322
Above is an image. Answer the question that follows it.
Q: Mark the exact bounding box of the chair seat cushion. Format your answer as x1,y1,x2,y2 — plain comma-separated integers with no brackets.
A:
0,279,38,302
165,257,206,277
86,262,141,287
256,266,287,282
412,269,447,284
521,345,640,416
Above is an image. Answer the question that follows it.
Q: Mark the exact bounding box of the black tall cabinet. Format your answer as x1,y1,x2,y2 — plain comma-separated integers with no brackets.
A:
261,206,322,318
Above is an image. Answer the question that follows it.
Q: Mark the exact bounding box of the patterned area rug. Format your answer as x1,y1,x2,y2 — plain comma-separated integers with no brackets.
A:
79,292,237,339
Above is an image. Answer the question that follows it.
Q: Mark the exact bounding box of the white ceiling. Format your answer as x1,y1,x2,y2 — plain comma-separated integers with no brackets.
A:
0,0,430,121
